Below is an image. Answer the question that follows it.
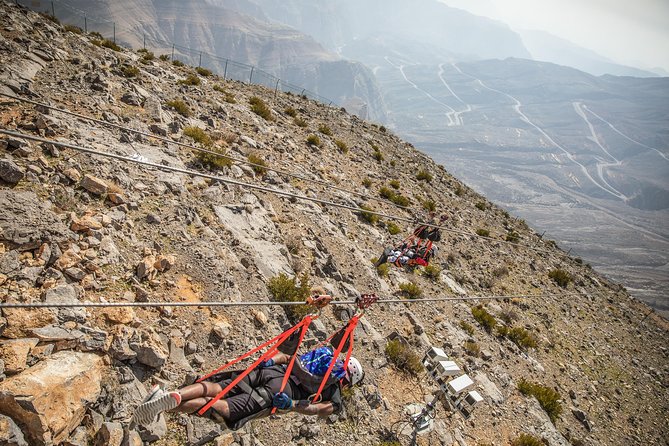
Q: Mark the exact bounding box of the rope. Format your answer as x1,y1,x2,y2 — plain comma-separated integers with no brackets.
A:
0,92,410,211
0,128,563,257
0,293,582,309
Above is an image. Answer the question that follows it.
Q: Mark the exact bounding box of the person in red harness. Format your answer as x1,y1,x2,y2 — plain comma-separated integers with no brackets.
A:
375,214,447,268
132,324,364,429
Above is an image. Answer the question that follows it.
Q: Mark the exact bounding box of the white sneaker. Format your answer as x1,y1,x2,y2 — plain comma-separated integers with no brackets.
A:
133,392,181,425
142,384,165,404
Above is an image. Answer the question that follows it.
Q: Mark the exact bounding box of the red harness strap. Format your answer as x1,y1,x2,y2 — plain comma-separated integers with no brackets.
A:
310,314,361,403
196,316,312,416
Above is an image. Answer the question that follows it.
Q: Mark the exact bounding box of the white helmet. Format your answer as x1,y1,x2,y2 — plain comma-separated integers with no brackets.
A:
346,356,364,386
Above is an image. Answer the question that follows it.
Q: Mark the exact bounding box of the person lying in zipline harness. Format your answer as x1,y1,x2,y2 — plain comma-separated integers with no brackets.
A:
375,214,447,268
132,324,364,429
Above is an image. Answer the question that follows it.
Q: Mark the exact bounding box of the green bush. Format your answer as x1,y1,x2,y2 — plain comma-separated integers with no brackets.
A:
138,49,155,63
196,66,212,76
196,145,233,170
268,273,311,321
306,134,321,147
416,170,433,182
247,154,267,175
386,222,401,235
455,185,464,196
475,201,487,211
463,341,480,357
179,74,201,86
389,180,400,189
390,160,397,167
399,282,422,299
121,65,140,78
385,339,423,376
335,139,348,153
507,327,538,350
362,178,372,188
159,54,170,61
423,264,441,281
511,434,545,446
294,117,308,127
379,186,395,200
88,31,103,39
476,228,490,237
506,231,520,243
376,262,389,277
318,124,332,136
459,320,475,336
64,24,82,34
358,205,378,225
166,99,191,117
379,125,387,133
183,126,213,147
172,59,185,67
421,199,436,212
373,150,384,162
517,379,562,423
471,305,497,333
391,194,409,207
249,96,274,121
549,269,572,288
284,107,297,117
94,38,120,51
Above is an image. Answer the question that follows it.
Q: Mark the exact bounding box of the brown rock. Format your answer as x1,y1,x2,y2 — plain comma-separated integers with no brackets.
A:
0,351,104,446
0,338,39,374
80,174,108,195
101,307,135,325
70,214,102,232
54,248,82,270
107,192,125,205
62,167,81,183
136,255,156,280
154,254,176,272
0,308,57,339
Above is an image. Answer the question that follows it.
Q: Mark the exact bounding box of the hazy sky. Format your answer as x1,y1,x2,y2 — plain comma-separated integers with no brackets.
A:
439,0,669,71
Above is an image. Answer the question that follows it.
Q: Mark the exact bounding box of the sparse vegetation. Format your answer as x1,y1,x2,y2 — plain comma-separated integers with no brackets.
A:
463,341,480,357
318,124,332,136
247,154,267,175
335,139,348,153
373,149,384,162
421,198,436,212
267,273,311,321
416,170,433,182
196,66,212,76
195,145,233,170
379,187,394,200
507,327,538,350
306,134,321,147
506,231,521,243
549,269,572,288
179,74,201,86
517,379,563,423
294,117,308,127
511,434,545,446
183,126,213,148
376,262,389,277
159,54,170,61
379,125,387,133
172,59,185,67
455,185,465,196
138,49,155,63
471,305,497,333
422,264,441,281
386,222,401,235
389,180,400,189
120,65,140,78
249,96,274,121
475,201,487,211
358,205,379,225
459,320,475,336
362,178,372,188
91,38,121,52
492,264,509,278
476,228,490,237
399,282,422,299
385,339,423,376
64,24,82,34
211,86,236,103
166,99,191,117
284,107,297,117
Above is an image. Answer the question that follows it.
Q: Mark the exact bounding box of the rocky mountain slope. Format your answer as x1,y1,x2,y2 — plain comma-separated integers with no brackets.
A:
0,4,668,446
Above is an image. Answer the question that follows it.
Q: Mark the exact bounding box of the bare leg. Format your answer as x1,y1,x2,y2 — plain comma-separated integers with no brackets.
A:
173,397,230,418
176,382,223,402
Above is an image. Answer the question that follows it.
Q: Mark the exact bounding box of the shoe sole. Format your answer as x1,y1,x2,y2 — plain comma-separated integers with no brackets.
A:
134,393,179,425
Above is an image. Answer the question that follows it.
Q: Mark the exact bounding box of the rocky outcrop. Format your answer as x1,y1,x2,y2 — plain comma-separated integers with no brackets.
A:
0,351,104,446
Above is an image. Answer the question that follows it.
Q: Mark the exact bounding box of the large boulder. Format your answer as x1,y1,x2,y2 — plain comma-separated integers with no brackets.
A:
0,191,71,251
0,351,105,446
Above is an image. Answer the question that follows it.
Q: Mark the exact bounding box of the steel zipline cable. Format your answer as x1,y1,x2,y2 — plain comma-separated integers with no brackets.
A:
0,128,561,256
0,92,411,212
0,292,583,309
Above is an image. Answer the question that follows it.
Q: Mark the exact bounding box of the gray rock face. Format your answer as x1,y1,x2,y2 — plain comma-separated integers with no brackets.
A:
0,414,28,446
0,159,24,184
0,190,71,250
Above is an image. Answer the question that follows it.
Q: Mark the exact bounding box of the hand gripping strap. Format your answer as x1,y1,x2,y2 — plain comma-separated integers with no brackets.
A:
196,317,310,416
270,315,313,414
